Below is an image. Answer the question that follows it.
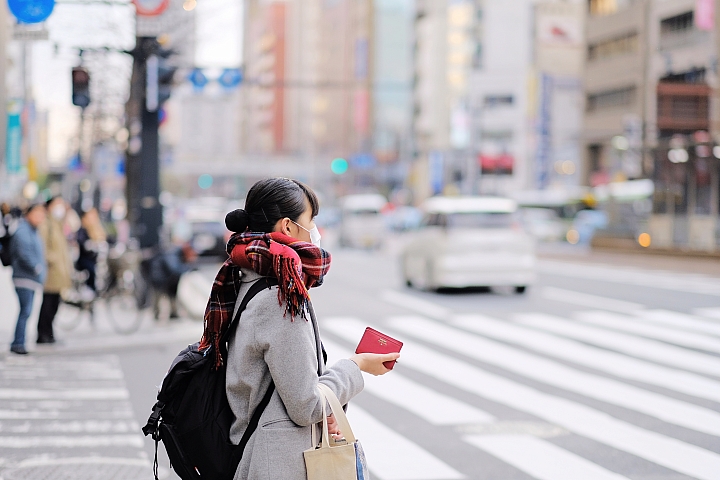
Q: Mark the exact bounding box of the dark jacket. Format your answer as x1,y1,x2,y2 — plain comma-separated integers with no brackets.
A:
9,219,46,289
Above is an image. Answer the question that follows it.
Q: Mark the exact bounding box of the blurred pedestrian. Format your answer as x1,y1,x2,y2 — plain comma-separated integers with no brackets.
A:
37,196,72,344
8,203,46,355
149,243,197,319
75,208,106,292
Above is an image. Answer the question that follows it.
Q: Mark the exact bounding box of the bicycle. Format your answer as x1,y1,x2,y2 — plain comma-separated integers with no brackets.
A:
57,244,152,335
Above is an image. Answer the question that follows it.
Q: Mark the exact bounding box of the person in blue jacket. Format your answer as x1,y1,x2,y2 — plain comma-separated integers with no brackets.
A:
8,203,46,354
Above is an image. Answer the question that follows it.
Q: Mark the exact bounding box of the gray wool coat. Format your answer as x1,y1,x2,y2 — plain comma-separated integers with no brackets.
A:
227,269,364,480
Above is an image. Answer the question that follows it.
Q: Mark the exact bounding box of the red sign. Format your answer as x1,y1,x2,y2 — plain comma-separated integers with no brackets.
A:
479,154,514,174
133,0,170,16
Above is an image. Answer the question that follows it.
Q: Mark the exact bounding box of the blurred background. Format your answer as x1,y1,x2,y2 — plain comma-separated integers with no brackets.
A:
0,0,716,254
1,2,719,480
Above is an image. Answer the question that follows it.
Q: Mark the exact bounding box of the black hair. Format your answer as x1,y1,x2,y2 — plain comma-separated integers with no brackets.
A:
225,178,319,233
45,195,62,207
24,203,44,216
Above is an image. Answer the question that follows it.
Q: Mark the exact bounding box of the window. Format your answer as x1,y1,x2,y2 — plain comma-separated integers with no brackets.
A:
447,213,515,229
588,32,638,61
661,11,694,34
587,86,636,111
484,95,513,107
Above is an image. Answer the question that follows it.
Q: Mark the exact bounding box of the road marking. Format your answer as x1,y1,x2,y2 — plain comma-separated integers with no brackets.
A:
636,310,720,337
0,388,129,400
388,316,720,436
0,435,145,448
577,311,720,353
694,307,720,320
541,287,645,313
465,434,631,480
324,318,720,480
347,406,465,480
539,260,720,296
381,290,450,320
516,313,720,378
323,337,494,425
451,314,720,403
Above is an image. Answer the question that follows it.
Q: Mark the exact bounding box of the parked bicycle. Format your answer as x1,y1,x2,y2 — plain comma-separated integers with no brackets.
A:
56,243,152,335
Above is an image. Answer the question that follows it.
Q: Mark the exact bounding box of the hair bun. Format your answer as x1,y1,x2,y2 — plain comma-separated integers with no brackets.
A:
225,209,250,232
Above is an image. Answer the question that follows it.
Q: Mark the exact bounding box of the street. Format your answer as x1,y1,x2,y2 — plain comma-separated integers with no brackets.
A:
0,245,719,480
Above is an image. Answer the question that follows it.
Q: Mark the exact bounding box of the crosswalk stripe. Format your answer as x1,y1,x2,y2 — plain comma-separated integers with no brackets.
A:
381,290,450,319
636,309,720,337
347,406,465,480
516,313,720,377
577,311,720,353
322,337,494,425
324,318,720,480
541,287,645,313
389,316,720,436
694,307,720,320
451,314,720,403
465,434,631,480
0,435,145,448
538,260,720,296
0,388,130,400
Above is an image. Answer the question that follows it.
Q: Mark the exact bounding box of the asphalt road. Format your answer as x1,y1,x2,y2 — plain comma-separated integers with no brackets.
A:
0,244,719,480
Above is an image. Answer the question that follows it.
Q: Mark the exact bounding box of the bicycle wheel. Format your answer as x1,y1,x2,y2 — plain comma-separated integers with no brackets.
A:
56,300,89,331
106,293,147,334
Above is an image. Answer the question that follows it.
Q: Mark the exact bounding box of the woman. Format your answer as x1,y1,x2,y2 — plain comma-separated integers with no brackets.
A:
200,178,398,480
75,208,106,292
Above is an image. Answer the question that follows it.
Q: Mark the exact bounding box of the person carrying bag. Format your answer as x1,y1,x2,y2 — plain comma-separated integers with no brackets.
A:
305,383,370,480
201,178,398,480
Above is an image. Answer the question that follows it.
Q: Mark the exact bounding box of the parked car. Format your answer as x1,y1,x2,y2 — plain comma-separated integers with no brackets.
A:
385,206,423,232
520,207,568,242
401,196,536,292
338,194,387,249
567,210,609,245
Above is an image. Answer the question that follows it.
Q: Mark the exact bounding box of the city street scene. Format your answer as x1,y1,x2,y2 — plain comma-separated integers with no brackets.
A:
0,0,719,479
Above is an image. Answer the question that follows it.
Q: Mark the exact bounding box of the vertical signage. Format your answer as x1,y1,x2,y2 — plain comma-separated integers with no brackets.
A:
6,103,21,174
695,0,714,31
536,74,553,189
429,151,444,195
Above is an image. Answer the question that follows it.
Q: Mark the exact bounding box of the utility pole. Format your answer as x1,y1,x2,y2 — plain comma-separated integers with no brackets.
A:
125,37,167,249
124,35,177,249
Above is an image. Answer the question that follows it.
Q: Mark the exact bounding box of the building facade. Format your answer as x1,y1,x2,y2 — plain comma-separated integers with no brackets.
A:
582,0,718,250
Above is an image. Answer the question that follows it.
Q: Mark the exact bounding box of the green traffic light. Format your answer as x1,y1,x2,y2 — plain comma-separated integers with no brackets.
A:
331,158,348,175
198,174,213,189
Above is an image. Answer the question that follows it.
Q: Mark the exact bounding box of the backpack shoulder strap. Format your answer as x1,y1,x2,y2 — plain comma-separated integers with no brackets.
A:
225,277,279,469
221,276,279,346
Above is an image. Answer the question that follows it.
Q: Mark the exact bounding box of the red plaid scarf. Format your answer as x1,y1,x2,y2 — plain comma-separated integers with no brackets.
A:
199,231,331,367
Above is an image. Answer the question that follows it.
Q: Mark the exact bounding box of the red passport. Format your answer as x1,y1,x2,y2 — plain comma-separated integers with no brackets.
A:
355,327,403,369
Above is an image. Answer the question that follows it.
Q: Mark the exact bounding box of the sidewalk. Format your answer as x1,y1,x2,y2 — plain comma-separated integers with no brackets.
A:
0,266,203,356
536,243,720,277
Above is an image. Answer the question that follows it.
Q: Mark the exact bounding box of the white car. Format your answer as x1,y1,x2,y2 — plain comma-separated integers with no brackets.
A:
401,196,536,292
338,194,387,249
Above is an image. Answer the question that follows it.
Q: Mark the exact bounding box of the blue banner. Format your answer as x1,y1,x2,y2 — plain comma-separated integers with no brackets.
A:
6,107,21,174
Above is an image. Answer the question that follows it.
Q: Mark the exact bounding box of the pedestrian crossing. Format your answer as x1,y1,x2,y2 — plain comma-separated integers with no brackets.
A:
320,304,720,480
0,355,154,479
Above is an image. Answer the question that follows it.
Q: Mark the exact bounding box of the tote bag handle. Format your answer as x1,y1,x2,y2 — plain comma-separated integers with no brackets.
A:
315,383,357,448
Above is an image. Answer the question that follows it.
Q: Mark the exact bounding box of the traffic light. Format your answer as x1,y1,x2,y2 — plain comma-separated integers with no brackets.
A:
145,45,177,112
72,67,90,108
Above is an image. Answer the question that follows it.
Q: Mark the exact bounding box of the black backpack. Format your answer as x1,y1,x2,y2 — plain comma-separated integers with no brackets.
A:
142,277,278,480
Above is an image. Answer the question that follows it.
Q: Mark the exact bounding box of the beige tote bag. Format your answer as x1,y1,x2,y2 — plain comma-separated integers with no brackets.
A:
304,383,370,480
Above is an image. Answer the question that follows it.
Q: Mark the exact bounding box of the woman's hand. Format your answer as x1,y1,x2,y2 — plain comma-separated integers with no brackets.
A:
327,414,342,440
350,352,401,376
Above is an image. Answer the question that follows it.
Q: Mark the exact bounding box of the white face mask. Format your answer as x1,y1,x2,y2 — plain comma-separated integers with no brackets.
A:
292,220,322,247
51,205,65,220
